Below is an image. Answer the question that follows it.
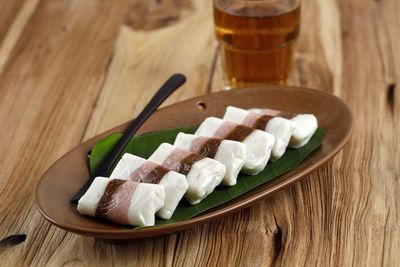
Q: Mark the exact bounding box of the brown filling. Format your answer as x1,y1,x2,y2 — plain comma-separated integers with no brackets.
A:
95,179,126,219
224,125,254,142
279,112,293,119
177,153,205,175
252,115,275,130
249,112,293,130
194,138,222,159
139,165,169,184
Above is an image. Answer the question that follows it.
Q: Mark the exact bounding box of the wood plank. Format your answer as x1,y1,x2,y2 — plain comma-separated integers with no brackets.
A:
275,0,400,265
0,0,27,43
0,0,398,266
0,0,40,74
82,1,217,140
0,0,137,265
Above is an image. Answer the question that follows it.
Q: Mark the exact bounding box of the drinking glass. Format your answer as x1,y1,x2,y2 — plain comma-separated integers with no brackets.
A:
213,0,301,89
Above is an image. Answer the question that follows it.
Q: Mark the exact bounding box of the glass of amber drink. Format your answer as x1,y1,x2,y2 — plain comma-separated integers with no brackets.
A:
213,0,301,89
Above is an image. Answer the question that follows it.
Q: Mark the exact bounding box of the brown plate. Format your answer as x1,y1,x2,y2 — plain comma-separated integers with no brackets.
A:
36,86,353,240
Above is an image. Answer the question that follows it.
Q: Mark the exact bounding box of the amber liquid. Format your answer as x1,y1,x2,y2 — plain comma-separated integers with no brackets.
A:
214,1,301,88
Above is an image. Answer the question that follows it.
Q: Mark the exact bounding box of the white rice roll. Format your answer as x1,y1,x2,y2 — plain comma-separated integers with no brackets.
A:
250,108,318,148
195,117,275,175
110,153,188,220
77,177,165,227
174,132,247,186
223,106,295,161
148,143,226,205
289,114,318,148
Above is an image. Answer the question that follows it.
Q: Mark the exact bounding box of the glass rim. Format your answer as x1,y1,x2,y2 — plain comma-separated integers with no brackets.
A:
214,0,290,2
215,0,293,2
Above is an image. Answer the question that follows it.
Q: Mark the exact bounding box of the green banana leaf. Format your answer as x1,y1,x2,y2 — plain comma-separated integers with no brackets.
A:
90,126,324,227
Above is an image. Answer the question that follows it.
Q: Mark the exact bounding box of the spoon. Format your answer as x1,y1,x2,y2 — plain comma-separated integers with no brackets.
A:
71,74,187,203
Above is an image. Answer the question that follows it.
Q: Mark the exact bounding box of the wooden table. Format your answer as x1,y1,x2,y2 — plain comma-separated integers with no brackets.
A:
0,0,398,266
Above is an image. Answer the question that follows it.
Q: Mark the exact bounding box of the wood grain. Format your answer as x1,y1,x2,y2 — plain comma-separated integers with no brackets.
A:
0,0,398,266
82,1,217,140
0,0,27,43
0,0,39,74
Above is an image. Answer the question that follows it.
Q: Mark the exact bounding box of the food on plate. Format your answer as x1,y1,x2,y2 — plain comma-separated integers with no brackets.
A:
75,105,320,228
195,117,275,175
110,153,188,219
148,143,226,205
174,133,247,186
77,177,165,227
248,108,318,148
223,106,295,161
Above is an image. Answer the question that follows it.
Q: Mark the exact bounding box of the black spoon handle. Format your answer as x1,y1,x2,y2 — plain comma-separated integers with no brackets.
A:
71,74,187,203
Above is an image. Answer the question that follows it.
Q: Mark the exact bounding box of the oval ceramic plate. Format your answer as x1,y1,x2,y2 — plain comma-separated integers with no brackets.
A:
36,86,353,240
